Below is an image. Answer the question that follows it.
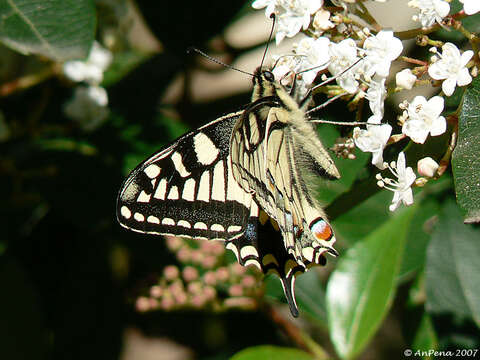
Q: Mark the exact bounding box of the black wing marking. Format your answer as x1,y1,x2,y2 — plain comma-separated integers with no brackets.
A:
117,112,252,240
226,208,327,317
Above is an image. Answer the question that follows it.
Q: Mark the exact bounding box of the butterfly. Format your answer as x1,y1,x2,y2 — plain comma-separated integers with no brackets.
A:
116,65,340,317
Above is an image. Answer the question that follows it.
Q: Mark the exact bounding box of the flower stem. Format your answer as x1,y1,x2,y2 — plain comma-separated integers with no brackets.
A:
264,304,331,359
437,116,458,177
399,56,428,66
0,64,58,97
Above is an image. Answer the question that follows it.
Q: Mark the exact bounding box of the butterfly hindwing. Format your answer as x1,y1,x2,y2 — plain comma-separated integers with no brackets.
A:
117,112,252,240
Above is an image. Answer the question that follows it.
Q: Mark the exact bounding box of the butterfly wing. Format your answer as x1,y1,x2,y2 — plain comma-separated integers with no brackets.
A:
117,112,253,240
226,207,323,317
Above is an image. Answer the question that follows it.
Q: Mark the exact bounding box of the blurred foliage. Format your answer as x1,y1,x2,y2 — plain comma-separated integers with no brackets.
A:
0,1,479,360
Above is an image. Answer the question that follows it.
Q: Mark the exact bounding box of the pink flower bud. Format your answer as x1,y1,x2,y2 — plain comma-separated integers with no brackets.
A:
417,157,439,178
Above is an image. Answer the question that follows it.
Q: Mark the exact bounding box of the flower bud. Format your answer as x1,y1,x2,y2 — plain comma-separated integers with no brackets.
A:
396,69,417,90
417,157,439,178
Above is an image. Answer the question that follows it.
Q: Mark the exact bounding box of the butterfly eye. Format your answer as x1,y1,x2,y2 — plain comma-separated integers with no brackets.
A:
263,70,275,82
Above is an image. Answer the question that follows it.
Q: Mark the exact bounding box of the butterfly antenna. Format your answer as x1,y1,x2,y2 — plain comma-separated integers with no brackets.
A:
300,57,364,107
259,13,276,69
187,47,253,77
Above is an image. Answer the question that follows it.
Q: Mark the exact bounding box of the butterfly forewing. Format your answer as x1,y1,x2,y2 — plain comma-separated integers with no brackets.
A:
117,112,253,240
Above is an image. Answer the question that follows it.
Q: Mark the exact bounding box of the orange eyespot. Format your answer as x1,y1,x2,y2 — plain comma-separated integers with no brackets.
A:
311,219,332,241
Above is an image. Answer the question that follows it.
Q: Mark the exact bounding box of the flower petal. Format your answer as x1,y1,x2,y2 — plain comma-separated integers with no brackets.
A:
441,77,457,96
456,68,473,87
430,116,447,136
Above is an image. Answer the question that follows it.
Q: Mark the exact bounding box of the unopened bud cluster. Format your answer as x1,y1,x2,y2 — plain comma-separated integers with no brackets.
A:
135,236,263,313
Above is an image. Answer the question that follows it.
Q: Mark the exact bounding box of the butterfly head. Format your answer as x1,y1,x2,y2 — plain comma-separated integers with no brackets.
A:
253,67,276,85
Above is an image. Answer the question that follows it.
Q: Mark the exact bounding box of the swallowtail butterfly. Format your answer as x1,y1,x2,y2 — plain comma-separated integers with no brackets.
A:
117,66,340,317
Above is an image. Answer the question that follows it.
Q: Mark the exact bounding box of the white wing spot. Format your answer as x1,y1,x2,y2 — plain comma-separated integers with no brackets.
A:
162,218,175,226
245,259,261,270
144,164,161,179
197,172,210,202
171,151,191,178
193,132,220,165
121,181,140,202
240,245,259,259
182,178,196,201
226,242,240,260
167,186,179,200
227,225,242,233
178,220,191,228
147,215,160,224
120,206,131,219
134,212,145,222
193,222,208,230
137,190,151,203
211,161,226,201
154,178,168,200
211,224,225,232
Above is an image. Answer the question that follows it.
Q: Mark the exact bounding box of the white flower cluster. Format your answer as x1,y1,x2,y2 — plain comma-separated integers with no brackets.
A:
63,42,112,131
252,0,478,211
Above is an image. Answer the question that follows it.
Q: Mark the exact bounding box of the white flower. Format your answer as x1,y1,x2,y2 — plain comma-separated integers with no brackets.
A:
64,85,109,131
459,0,480,15
252,0,278,16
312,9,334,34
417,157,439,177
353,115,392,169
362,30,403,79
365,77,387,117
294,36,331,84
63,42,112,85
272,55,301,83
402,95,446,144
428,42,474,96
328,38,360,93
408,0,450,28
252,0,324,44
396,69,417,90
376,152,416,212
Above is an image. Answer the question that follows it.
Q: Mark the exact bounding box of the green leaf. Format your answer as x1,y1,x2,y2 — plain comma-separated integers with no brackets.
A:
326,206,416,360
333,190,391,246
0,0,96,61
398,199,439,279
452,76,480,223
412,313,438,357
425,200,480,327
34,138,97,155
293,270,328,325
230,345,313,360
316,125,370,204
